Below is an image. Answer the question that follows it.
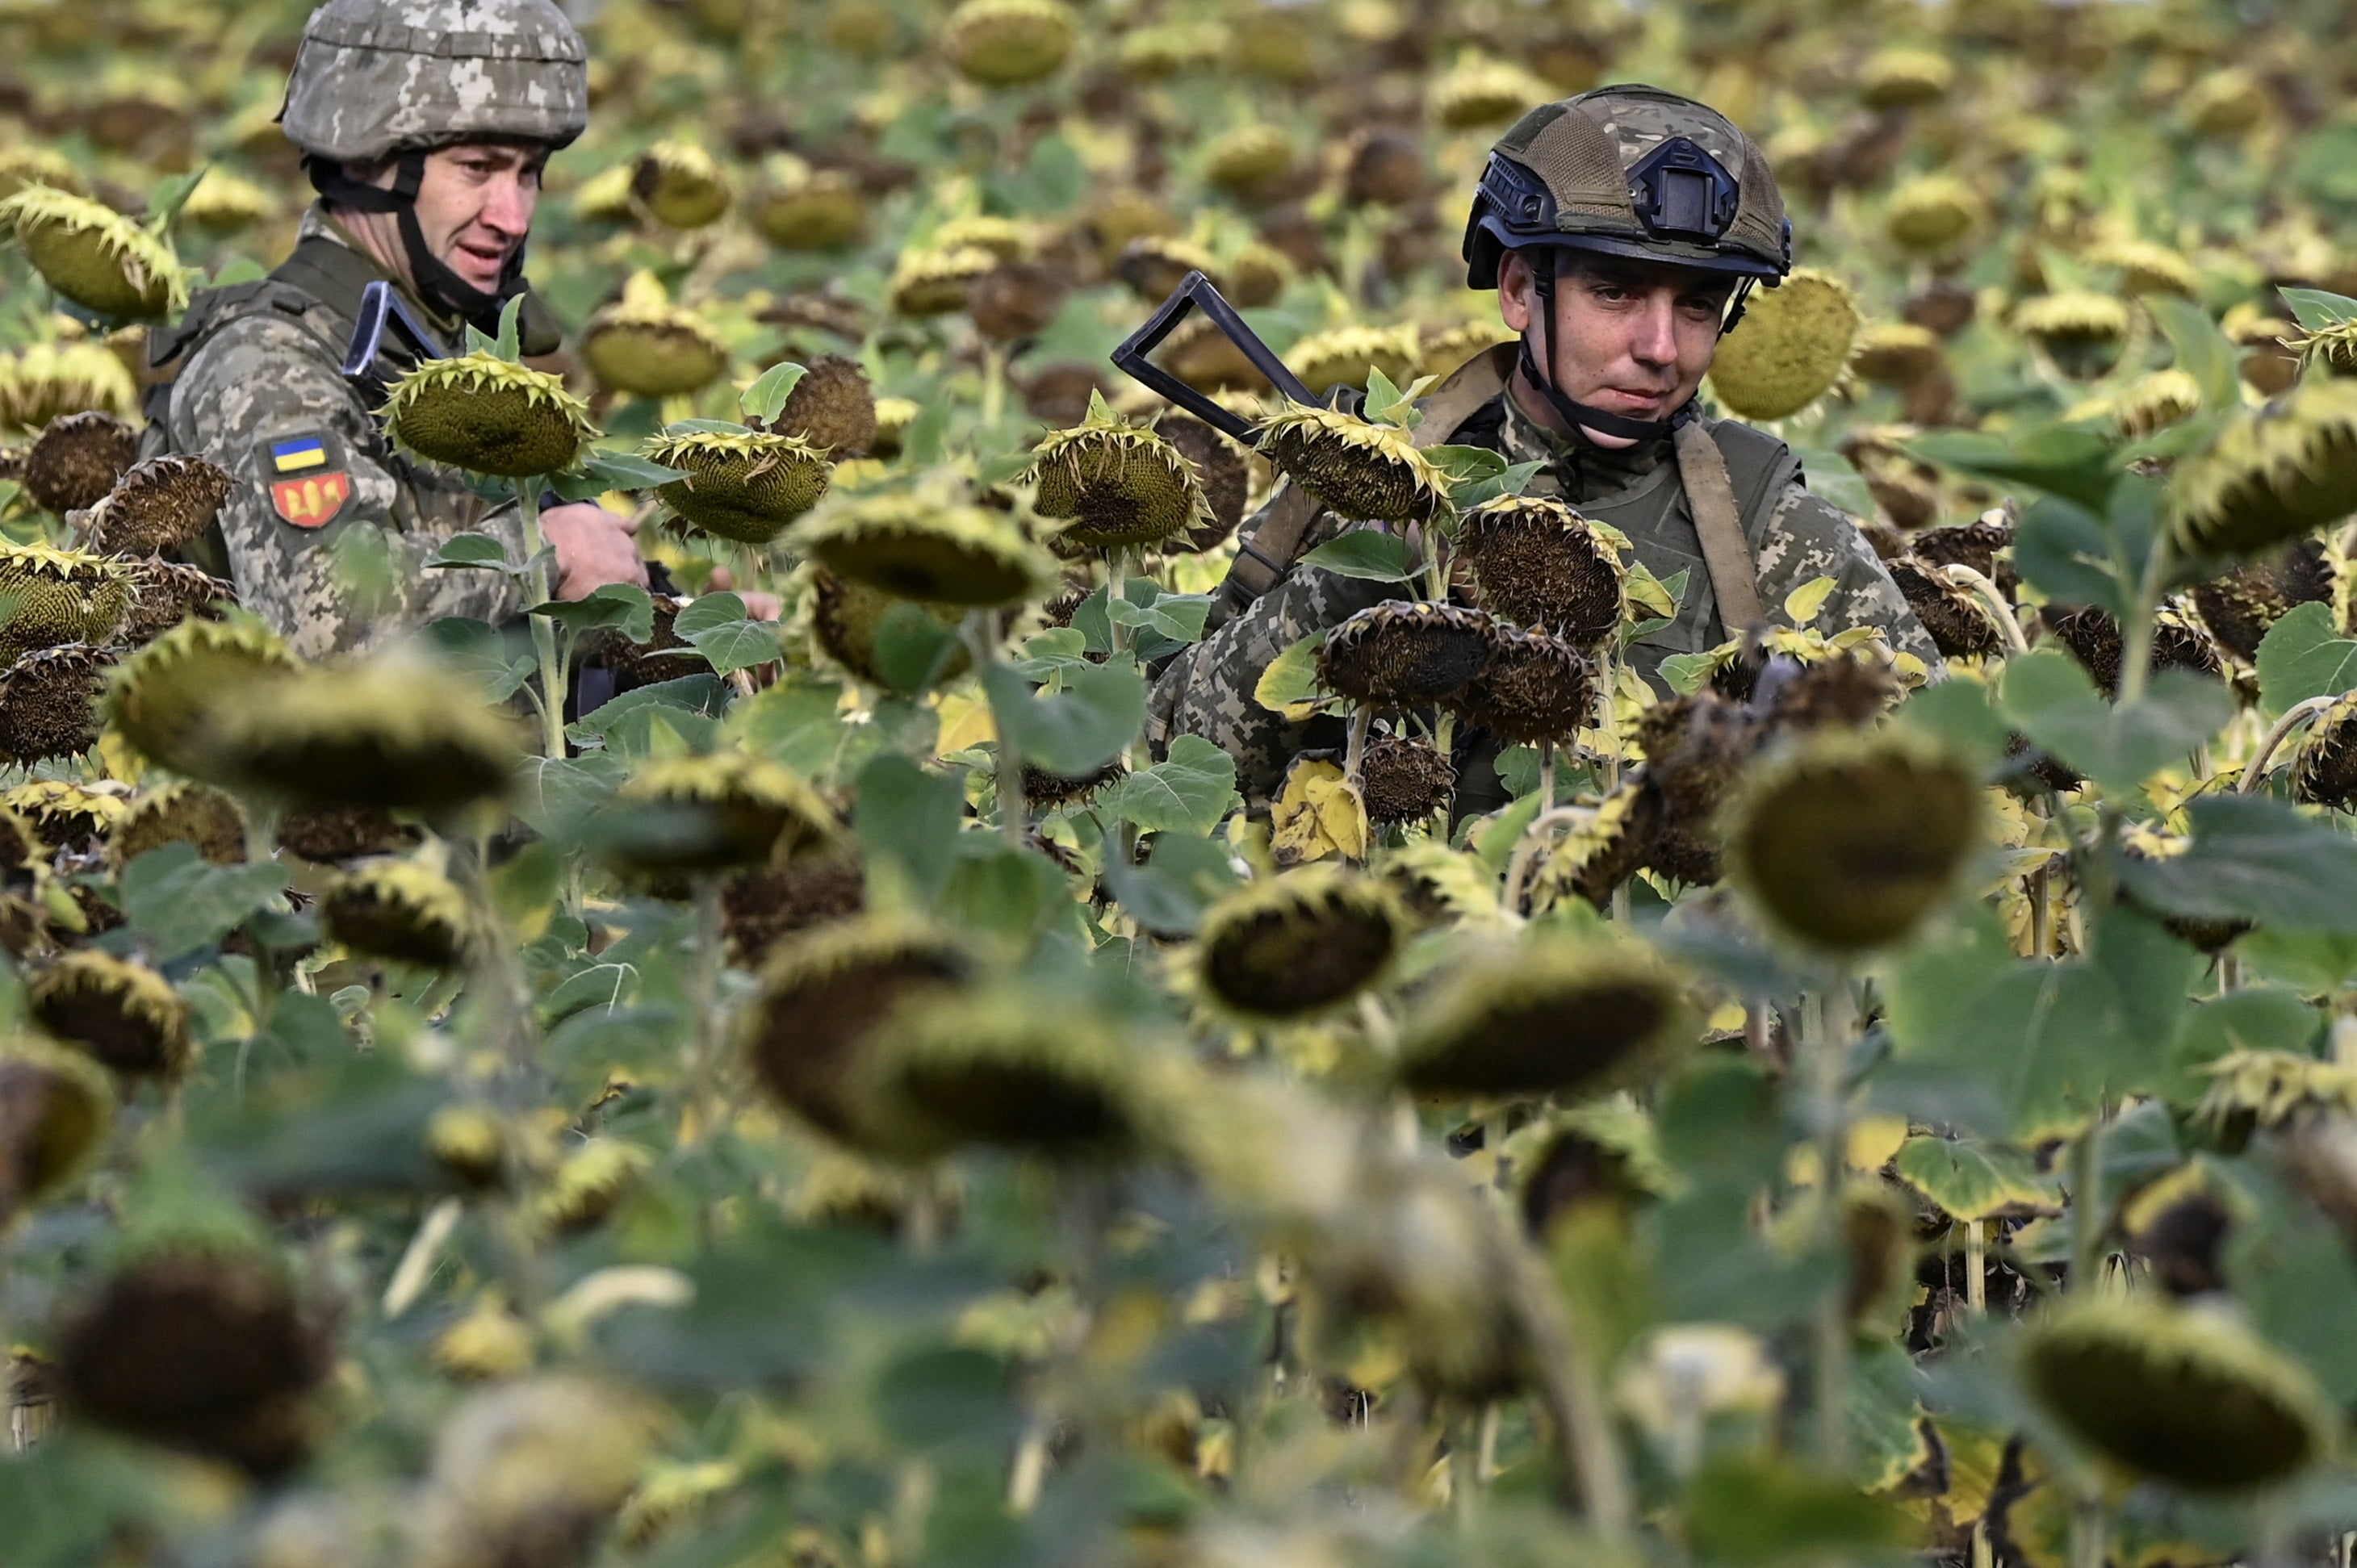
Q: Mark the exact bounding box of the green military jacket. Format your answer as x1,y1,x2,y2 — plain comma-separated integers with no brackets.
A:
142,205,529,659
1148,345,1940,809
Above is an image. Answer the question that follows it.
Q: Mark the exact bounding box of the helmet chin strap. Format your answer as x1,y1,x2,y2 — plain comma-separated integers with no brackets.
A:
1517,250,1758,444
308,152,528,338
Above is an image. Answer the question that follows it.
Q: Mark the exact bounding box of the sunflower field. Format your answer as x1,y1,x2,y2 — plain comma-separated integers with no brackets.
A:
9,0,2357,1563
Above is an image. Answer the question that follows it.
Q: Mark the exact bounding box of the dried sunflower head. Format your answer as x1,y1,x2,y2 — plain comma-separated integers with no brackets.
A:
2085,238,2199,298
1459,495,1625,645
2173,378,2357,558
2021,1296,2330,1491
53,1248,330,1477
22,408,136,513
82,453,235,556
0,183,187,320
1849,322,1945,387
1884,174,1982,254
529,1138,654,1235
1158,416,1252,552
0,541,129,663
1429,56,1548,131
630,140,731,229
2292,691,2357,810
1723,730,1982,955
889,244,998,316
1115,234,1221,303
0,340,137,433
0,642,113,764
1396,935,1693,1100
1706,269,1860,421
798,489,1053,607
646,427,832,545
2111,368,2204,439
1254,404,1448,525
1194,866,1405,1021
1888,558,2004,659
2189,543,2326,662
199,654,521,816
1287,324,1421,398
277,802,419,866
581,273,730,399
722,848,865,965
0,1038,113,1221
1527,783,1663,914
805,564,969,688
1022,755,1125,807
751,157,867,252
846,985,1183,1164
322,857,476,969
117,557,234,647
108,782,246,871
1508,1100,1673,1237
764,353,878,456
601,749,837,880
943,0,1074,86
1029,402,1210,550
2041,600,2221,695
739,918,973,1146
382,353,596,478
1360,733,1455,825
1857,46,1953,109
2013,291,2133,378
1454,625,1595,744
3,776,125,851
30,948,193,1081
1319,600,1498,710
1203,123,1296,202
412,1378,665,1568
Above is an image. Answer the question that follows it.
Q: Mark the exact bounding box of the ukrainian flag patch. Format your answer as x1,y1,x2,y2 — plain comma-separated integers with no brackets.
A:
270,435,328,473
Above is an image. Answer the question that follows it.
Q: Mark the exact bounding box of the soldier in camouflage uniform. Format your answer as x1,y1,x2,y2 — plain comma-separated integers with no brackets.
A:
1149,86,1937,809
142,0,647,659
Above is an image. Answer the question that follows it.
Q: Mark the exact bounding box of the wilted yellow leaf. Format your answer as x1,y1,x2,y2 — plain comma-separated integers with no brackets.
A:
1270,757,1367,863
1254,631,1329,720
1784,574,1838,623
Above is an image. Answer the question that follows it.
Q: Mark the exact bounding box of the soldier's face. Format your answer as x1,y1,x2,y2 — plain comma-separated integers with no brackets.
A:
1498,250,1734,446
412,143,546,292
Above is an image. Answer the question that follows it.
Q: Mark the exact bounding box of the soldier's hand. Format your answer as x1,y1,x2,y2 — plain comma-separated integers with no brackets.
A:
705,567,781,624
541,501,650,599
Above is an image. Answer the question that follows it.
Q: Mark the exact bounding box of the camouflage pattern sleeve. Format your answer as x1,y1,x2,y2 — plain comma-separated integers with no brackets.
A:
167,312,527,659
1149,486,1397,807
1752,483,1945,675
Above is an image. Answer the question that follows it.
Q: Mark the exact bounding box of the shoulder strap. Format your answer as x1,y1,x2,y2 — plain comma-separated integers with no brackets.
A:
1673,420,1766,633
1218,342,1516,609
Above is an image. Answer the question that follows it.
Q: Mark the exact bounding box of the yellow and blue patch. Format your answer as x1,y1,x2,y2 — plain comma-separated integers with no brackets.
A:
270,435,329,474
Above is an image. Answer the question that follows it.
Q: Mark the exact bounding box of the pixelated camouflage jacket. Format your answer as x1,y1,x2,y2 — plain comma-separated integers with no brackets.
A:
141,205,528,659
1149,353,1939,809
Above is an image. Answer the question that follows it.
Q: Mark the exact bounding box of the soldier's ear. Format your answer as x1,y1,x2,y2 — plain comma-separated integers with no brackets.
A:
1498,251,1536,333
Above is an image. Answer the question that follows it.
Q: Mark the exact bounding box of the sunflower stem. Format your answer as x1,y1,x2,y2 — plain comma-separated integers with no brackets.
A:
2067,1491,2108,1568
1809,976,1854,1472
516,483,569,760
1496,1206,1635,1542
965,613,1028,851
2240,694,2337,793
2069,1107,2106,1293
1105,549,1128,656
1964,1217,1986,1315
685,874,726,1144
2112,530,2175,711
1539,742,1556,808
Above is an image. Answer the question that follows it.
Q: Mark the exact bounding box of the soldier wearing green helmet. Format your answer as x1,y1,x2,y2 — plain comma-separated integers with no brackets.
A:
141,0,648,659
1149,85,1937,812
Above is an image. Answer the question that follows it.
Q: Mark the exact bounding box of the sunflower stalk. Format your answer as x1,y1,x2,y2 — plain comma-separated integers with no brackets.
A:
516,483,569,761
1495,1205,1635,1542
964,612,1028,850
684,875,726,1144
1808,976,1855,1471
2238,695,2338,794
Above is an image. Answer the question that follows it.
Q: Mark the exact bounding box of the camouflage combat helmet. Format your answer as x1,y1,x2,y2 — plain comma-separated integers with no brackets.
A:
1463,84,1790,289
278,0,588,334
1460,84,1791,441
279,0,590,165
